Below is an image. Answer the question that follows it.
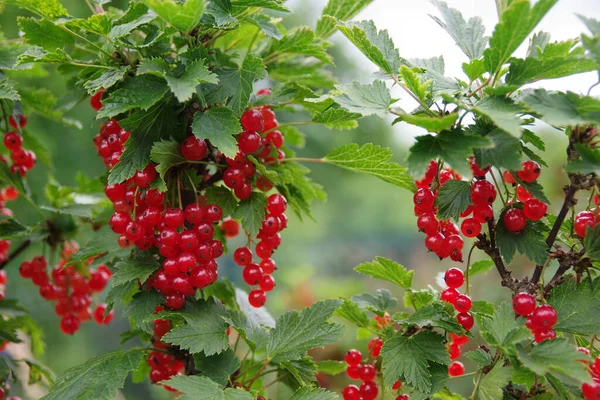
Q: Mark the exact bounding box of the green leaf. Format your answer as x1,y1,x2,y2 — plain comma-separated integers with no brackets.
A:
109,3,156,39
316,0,374,39
511,365,536,389
381,330,448,392
330,80,391,118
462,59,486,81
466,260,494,278
231,192,266,236
24,358,54,385
20,87,81,128
477,302,530,349
267,299,344,363
398,302,464,334
163,299,230,355
97,75,169,119
430,0,487,60
66,14,112,36
191,106,242,159
393,112,457,133
82,66,130,95
17,17,74,50
139,58,218,102
112,251,160,287
66,226,130,265
476,364,513,400
269,27,332,64
280,125,306,148
4,0,69,20
506,42,598,86
335,19,400,74
105,280,137,310
334,299,369,328
471,300,495,316
548,277,600,335
150,139,187,192
163,375,253,400
40,349,144,400
289,387,339,400
517,338,591,383
0,78,19,101
193,349,241,387
566,144,600,174
400,65,432,105
231,0,290,13
141,0,205,32
311,108,361,130
354,256,413,289
473,96,524,138
435,180,472,221
249,14,283,40
464,349,493,367
407,129,492,176
206,186,238,217
124,290,164,331
404,288,437,310
521,89,600,126
0,218,35,239
518,179,550,204
473,129,522,171
324,143,415,192
495,213,549,264
225,309,269,352
108,102,180,185
316,360,346,376
483,0,558,74
586,225,600,261
351,288,397,315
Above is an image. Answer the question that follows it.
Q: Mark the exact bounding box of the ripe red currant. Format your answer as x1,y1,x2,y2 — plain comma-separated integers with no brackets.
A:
534,328,556,343
342,385,360,400
517,161,541,182
90,90,104,110
241,109,264,132
461,218,481,238
512,292,536,316
417,213,439,235
503,208,526,232
345,349,362,366
444,267,464,288
441,287,459,304
180,136,207,161
454,294,472,313
359,381,378,400
471,180,496,205
248,289,266,308
531,304,557,329
503,170,516,184
456,312,474,330
238,131,261,154
448,361,465,377
359,364,377,382
523,198,547,221
93,304,114,325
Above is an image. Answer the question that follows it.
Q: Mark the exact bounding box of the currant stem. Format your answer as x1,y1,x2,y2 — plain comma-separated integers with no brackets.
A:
465,243,477,296
0,240,32,271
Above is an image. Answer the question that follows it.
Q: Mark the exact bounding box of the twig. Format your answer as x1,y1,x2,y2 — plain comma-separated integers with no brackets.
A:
475,220,516,289
0,240,32,270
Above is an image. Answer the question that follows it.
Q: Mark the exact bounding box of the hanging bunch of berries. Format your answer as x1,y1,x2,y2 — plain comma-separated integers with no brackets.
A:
18,241,113,335
4,114,36,177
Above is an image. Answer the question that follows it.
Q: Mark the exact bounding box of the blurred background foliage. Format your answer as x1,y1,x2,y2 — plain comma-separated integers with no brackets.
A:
0,0,583,398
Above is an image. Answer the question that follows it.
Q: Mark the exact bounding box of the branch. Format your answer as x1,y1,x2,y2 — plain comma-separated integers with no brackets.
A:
0,240,32,270
475,220,517,290
531,185,578,284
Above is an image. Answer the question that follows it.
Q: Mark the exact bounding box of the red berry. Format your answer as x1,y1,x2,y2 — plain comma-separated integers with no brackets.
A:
456,312,474,331
90,90,104,110
60,315,80,335
517,161,541,182
503,208,526,232
238,131,261,154
503,170,516,184
471,180,496,205
359,381,378,400
444,267,464,288
234,247,252,266
448,342,461,360
582,379,600,400
448,361,465,377
180,136,207,161
347,365,361,380
223,168,245,189
342,385,361,400
255,241,273,259
165,293,186,309
266,130,284,149
523,198,547,221
248,289,266,308
242,264,263,285
88,269,110,292
534,328,556,343
4,131,23,151
344,349,362,366
185,203,204,224
9,114,27,129
417,213,439,235
450,333,469,346
396,395,409,400
110,212,131,234
454,294,472,313
425,232,445,253
359,364,377,382
472,204,493,223
241,109,264,132
512,292,536,316
260,259,276,274
221,219,240,238
267,194,287,216
259,275,275,292
469,157,489,177
413,188,435,209
205,204,223,223
93,304,114,325
461,218,481,238
392,381,402,390
441,287,459,304
163,208,185,228
517,185,532,202
531,304,557,329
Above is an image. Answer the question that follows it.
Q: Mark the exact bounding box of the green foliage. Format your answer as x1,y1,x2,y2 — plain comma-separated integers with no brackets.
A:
231,192,266,236
548,277,600,335
495,212,549,265
192,106,242,158
476,365,513,400
97,75,169,119
150,139,187,192
141,0,206,32
354,256,413,289
163,375,253,400
521,89,600,126
477,302,530,350
111,251,160,287
435,180,472,221
316,0,375,39
330,80,392,118
466,260,494,278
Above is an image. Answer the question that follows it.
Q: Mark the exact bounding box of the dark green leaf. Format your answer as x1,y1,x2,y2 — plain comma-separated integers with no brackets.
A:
311,108,361,130
112,251,160,287
193,349,241,386
163,375,253,400
476,365,513,400
521,89,600,126
518,179,550,204
150,139,187,192
473,96,524,138
398,302,464,334
141,0,205,32
354,256,413,289
495,214,549,265
0,218,34,239
435,180,472,221
464,349,493,367
334,299,369,327
289,387,339,400
351,289,397,315
97,75,169,119
473,129,522,171
477,302,530,348
548,277,600,335
124,290,164,332
565,144,600,174
17,17,74,50
206,186,238,217
191,106,242,158
231,192,266,236
466,260,494,278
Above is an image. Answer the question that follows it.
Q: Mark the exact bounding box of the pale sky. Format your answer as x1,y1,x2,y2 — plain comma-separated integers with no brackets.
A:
292,0,600,141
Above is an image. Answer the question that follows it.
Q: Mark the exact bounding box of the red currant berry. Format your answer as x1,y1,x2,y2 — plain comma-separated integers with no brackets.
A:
472,204,493,223
238,131,261,154
259,275,275,292
448,342,461,360
359,364,377,382
461,218,481,238
441,287,459,304
417,213,439,235
90,90,104,110
503,170,516,184
582,379,600,400
180,136,207,161
396,395,409,400
531,304,557,329
517,185,532,202
534,328,556,343
223,168,245,189
110,212,131,234
392,381,402,390
255,241,273,259
456,312,474,330
242,264,263,285
342,385,361,400
469,157,489,177
517,161,541,182
4,131,23,151
205,204,223,223
450,333,469,346
248,289,266,308
444,268,464,288
195,222,215,241
163,208,185,228
448,361,465,377
267,194,287,216
241,109,264,132
60,315,81,335
345,349,362,366
9,114,27,129
347,365,361,380
471,180,496,205
359,381,378,400
221,219,240,238
504,208,527,232
454,294,472,313
266,130,284,149
93,304,114,325
512,292,536,316
413,188,435,209
185,203,204,224
523,198,547,221
260,259,276,274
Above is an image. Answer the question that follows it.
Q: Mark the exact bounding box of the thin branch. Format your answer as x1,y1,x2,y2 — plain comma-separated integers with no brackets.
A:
0,240,32,270
475,220,515,289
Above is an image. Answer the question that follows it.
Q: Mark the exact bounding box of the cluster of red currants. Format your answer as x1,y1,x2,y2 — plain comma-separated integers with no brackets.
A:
414,161,465,261
92,118,130,169
18,242,113,335
0,186,19,265
446,333,468,379
501,161,547,232
146,305,184,392
512,292,557,343
341,349,379,400
233,193,286,307
441,267,474,334
580,349,600,399
4,114,36,177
